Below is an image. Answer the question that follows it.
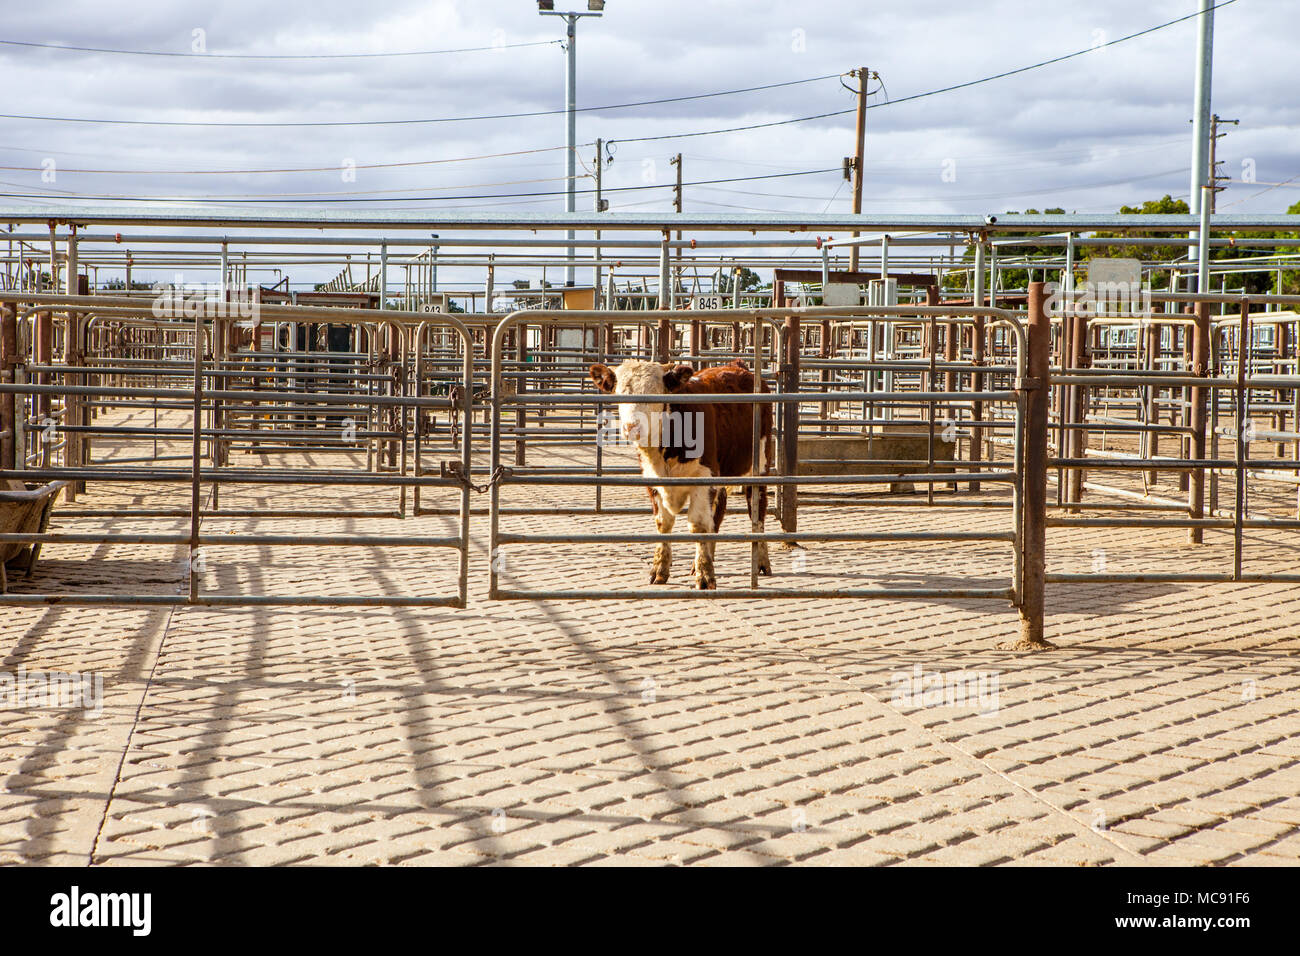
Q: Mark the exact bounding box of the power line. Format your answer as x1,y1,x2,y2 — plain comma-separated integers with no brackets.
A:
0,167,840,204
2,173,590,200
693,143,1192,200
1220,173,1300,209
867,0,1238,111
0,37,562,59
0,143,585,176
609,108,853,146
829,168,1188,204
608,2,1240,146
0,72,843,128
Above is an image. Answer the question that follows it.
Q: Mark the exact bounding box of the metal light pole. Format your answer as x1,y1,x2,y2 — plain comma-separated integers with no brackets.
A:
1188,0,1215,217
1187,0,1215,288
539,1,605,287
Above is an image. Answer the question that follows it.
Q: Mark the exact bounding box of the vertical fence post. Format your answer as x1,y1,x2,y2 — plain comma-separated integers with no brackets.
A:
1066,303,1088,510
189,309,204,604
1234,300,1249,578
514,324,527,467
0,303,15,472
1189,300,1211,543
656,232,671,363
776,278,800,534
1015,282,1051,649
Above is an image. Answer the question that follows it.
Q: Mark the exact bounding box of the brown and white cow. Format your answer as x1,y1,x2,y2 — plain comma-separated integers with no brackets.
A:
589,358,774,589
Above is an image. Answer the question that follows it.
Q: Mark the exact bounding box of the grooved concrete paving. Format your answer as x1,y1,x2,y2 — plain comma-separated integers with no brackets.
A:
3,441,1299,866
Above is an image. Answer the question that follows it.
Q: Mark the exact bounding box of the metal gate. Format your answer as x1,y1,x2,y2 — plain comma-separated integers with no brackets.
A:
486,306,1036,628
0,293,473,607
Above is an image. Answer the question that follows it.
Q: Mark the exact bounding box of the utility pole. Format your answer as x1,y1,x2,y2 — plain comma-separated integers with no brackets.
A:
671,153,682,213
1209,114,1238,213
538,2,606,287
1186,0,1214,286
671,153,683,303
847,66,870,273
564,15,576,286
1188,0,1215,217
594,139,605,306
594,139,606,212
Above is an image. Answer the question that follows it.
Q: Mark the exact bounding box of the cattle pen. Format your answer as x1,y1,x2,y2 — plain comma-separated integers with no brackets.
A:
4,206,1300,869
3,210,1300,644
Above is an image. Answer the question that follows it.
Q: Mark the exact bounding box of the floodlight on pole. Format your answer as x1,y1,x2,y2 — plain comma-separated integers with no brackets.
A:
538,3,605,287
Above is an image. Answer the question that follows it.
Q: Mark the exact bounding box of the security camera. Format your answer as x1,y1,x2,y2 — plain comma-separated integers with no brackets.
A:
984,214,998,225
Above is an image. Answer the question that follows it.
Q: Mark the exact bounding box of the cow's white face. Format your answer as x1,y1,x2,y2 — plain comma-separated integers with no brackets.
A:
590,360,691,448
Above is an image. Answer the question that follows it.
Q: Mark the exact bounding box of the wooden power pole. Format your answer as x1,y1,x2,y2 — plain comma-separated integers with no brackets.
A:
1208,114,1238,213
848,67,868,272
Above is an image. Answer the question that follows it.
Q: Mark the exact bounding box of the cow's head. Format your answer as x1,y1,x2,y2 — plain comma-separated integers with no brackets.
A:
590,360,693,447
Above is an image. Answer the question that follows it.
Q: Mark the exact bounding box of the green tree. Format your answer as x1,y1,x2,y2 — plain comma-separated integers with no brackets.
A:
1217,199,1300,295
1085,195,1191,268
718,267,762,294
953,208,1065,290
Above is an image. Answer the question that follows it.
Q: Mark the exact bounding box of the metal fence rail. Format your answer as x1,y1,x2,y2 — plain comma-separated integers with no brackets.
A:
1043,291,1300,586
486,305,1041,641
0,293,474,607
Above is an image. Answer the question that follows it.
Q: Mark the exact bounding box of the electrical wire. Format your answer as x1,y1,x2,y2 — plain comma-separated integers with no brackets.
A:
2,173,590,201
1219,173,1300,209
608,1,1239,146
0,167,840,204
0,37,562,59
0,143,585,176
0,72,843,128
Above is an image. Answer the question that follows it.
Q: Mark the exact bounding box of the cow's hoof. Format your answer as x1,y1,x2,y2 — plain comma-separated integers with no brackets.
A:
758,561,772,576
695,574,716,590
650,570,669,585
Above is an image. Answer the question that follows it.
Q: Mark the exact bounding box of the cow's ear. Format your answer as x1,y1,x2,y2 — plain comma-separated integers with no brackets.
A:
662,364,694,391
589,363,616,393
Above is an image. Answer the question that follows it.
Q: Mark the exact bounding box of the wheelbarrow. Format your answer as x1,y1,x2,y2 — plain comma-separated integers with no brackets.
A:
0,479,68,593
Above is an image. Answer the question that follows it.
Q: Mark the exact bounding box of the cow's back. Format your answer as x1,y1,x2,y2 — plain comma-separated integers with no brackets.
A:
671,361,772,477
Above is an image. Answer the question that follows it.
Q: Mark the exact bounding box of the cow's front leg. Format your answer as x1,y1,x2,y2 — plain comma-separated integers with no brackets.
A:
746,486,772,575
650,489,674,584
688,488,716,590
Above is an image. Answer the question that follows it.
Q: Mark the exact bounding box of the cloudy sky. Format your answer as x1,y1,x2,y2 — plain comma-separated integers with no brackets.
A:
1,0,1296,287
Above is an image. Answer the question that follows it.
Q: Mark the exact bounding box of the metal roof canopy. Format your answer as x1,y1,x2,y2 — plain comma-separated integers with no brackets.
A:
2,207,1298,233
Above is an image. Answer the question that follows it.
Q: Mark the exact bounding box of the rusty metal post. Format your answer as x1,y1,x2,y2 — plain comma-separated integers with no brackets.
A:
656,316,672,364
1179,306,1193,492
970,304,986,493
0,303,15,471
819,318,834,432
1015,282,1051,649
514,323,527,467
1276,319,1290,457
1067,304,1088,510
64,232,82,500
656,231,672,363
34,315,52,443
1145,321,1160,485
1234,301,1248,579
1188,300,1211,543
777,280,800,533
924,286,941,499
